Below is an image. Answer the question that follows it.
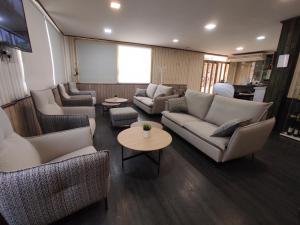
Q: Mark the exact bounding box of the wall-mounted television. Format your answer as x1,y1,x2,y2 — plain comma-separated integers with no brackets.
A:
0,0,32,52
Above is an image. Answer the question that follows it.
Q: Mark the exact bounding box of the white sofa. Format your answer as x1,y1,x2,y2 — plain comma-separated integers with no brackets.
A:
133,83,179,114
162,89,275,162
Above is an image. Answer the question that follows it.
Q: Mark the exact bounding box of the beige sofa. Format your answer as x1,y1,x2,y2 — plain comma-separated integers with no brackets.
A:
133,83,179,114
162,90,275,162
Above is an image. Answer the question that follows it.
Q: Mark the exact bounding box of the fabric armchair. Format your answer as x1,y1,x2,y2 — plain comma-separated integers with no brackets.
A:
69,81,96,98
31,89,96,134
0,108,110,225
58,84,95,106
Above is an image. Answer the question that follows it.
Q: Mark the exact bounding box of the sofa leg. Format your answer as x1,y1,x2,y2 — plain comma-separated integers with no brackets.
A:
104,197,108,210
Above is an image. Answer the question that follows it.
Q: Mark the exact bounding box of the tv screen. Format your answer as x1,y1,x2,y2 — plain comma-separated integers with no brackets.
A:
0,0,32,52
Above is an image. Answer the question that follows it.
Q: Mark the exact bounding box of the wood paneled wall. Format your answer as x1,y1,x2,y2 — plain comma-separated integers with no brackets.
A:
151,47,204,90
2,97,42,137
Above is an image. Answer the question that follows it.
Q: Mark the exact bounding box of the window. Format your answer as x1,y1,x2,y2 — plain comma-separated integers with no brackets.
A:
118,45,152,83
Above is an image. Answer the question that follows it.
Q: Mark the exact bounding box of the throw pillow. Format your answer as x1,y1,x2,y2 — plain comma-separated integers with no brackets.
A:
168,97,188,113
211,119,250,137
135,88,146,97
146,83,158,98
153,85,173,99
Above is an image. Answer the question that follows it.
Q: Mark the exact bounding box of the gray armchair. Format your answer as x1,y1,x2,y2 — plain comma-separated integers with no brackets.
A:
58,84,96,106
69,82,96,98
31,89,96,134
0,108,110,225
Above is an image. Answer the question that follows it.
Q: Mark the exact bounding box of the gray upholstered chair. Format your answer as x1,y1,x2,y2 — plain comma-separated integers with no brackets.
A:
0,108,110,225
58,84,96,106
31,89,96,134
213,83,235,98
69,82,96,99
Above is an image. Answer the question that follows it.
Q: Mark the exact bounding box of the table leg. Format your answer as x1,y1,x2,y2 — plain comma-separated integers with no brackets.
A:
122,146,124,170
157,149,161,176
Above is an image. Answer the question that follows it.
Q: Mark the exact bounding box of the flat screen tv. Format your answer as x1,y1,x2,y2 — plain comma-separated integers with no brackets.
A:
0,0,32,52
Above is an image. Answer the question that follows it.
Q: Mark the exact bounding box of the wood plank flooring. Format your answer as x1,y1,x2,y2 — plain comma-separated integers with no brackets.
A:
49,106,300,225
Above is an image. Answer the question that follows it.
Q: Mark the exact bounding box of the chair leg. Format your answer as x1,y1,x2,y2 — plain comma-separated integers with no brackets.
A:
104,197,108,210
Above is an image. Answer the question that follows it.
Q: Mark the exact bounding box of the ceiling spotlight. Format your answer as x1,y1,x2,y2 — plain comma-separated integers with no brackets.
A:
173,39,179,43
110,2,121,9
236,47,244,51
256,35,266,40
205,23,217,30
104,28,112,34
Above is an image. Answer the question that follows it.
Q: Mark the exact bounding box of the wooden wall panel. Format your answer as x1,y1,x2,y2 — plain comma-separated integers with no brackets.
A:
2,97,42,137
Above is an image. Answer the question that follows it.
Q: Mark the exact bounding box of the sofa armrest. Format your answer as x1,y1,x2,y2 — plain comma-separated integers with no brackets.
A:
63,106,95,118
223,117,275,162
62,95,93,106
0,151,110,225
38,112,90,134
152,94,179,114
28,127,93,162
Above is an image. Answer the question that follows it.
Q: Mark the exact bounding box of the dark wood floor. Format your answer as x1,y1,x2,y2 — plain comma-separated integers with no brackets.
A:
51,106,300,225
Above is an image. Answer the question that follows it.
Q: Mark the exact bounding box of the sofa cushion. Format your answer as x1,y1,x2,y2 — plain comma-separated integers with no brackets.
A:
134,96,154,107
153,85,173,99
183,121,230,150
49,146,97,163
162,111,200,126
0,133,41,171
205,95,272,126
31,89,64,115
168,97,188,113
185,89,215,119
211,119,249,137
135,88,147,97
89,118,96,135
146,83,158,98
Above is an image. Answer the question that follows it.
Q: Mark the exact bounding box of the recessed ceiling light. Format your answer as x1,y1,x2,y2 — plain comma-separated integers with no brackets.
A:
104,28,112,34
236,46,244,51
110,2,121,9
256,35,266,40
205,23,217,30
173,39,179,43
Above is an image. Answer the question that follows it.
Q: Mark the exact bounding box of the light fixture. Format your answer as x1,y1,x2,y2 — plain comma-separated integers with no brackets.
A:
104,28,112,34
173,39,179,43
236,46,244,51
205,23,217,30
256,35,266,40
110,2,121,9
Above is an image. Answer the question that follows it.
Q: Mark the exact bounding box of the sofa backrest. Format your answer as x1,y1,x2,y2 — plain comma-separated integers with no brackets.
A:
0,108,41,172
146,83,158,98
58,84,71,99
185,89,215,119
204,95,273,126
153,84,173,98
31,89,64,116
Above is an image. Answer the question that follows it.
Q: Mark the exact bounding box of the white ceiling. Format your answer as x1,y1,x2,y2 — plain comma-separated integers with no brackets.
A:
38,0,300,55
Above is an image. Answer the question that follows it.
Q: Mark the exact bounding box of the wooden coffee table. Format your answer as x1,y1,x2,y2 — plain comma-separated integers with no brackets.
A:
105,97,128,104
117,127,172,175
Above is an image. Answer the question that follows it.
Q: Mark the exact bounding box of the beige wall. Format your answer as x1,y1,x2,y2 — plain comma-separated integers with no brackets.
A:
288,53,300,98
227,62,237,84
151,47,204,90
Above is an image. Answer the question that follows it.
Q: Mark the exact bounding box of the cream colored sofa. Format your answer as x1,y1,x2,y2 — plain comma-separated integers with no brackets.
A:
133,83,179,114
162,90,275,162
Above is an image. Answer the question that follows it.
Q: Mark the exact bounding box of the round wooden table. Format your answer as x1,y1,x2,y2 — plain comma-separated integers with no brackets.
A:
130,121,163,129
105,97,128,104
117,127,172,175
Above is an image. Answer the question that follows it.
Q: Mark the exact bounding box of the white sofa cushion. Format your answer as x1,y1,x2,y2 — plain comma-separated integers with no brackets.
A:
49,146,97,163
162,111,200,126
31,89,64,115
185,89,214,119
153,85,173,98
183,121,229,150
146,83,158,98
134,96,154,107
205,95,272,126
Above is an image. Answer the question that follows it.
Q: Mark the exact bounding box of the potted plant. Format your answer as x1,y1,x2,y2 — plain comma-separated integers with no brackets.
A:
114,94,118,98
143,123,152,138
